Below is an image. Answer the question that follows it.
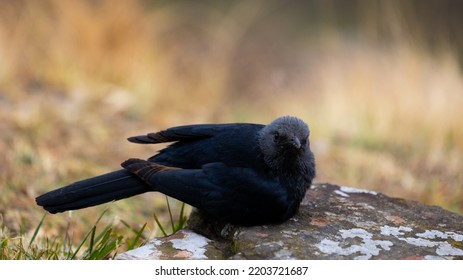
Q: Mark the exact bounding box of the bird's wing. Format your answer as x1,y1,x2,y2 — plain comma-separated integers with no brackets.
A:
127,123,245,144
121,158,290,225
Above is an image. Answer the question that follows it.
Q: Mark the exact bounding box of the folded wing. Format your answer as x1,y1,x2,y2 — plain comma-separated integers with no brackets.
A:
121,159,291,225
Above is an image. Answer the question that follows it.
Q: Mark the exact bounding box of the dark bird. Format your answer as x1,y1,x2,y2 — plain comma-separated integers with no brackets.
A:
36,116,316,225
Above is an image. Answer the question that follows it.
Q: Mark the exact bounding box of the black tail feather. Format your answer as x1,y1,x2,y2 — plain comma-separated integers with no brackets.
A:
36,169,151,213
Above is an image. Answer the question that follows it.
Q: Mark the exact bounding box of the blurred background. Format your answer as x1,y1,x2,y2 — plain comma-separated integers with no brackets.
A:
1,0,463,255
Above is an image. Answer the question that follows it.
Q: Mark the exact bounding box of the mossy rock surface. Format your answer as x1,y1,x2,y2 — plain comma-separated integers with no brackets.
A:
117,184,463,260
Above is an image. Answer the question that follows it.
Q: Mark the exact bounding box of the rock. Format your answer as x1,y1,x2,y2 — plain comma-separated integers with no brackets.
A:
115,229,226,260
116,184,463,260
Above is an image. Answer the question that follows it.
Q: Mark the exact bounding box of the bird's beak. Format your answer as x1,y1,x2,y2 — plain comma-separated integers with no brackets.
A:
290,137,301,149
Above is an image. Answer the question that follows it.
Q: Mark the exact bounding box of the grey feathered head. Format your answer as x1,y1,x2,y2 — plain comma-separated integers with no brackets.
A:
258,116,312,174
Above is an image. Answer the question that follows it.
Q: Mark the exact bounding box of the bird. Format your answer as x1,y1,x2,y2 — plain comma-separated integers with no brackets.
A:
35,116,316,225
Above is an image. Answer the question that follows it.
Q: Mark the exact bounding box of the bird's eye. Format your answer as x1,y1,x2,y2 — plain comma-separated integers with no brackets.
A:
301,137,307,145
273,132,280,142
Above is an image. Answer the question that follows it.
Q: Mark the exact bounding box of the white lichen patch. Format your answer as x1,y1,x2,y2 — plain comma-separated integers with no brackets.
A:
274,248,294,259
116,239,162,260
170,230,211,259
416,230,463,242
400,237,437,247
424,255,446,260
281,230,298,237
256,240,284,248
316,225,463,259
380,225,463,257
340,228,372,239
435,243,463,256
339,186,377,195
380,225,413,236
316,228,393,260
334,190,350,197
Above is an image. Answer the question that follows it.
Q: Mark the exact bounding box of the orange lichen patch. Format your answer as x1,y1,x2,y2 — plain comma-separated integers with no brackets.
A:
174,250,193,259
254,232,269,238
310,217,330,227
385,215,405,225
402,255,425,260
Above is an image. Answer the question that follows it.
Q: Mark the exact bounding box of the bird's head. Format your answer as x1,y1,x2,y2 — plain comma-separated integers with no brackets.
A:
258,116,313,173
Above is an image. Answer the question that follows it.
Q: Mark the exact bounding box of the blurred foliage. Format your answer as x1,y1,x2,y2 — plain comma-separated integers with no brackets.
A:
0,0,462,257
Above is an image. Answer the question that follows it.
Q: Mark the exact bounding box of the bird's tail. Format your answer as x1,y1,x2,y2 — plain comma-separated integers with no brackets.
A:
35,169,151,214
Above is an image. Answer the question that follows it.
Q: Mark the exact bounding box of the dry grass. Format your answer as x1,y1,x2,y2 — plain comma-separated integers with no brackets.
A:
1,0,462,258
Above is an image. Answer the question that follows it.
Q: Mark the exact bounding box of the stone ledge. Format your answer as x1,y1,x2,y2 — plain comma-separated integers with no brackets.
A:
116,183,463,260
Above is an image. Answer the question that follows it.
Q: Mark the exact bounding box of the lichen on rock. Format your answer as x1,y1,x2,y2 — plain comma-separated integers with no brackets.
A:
116,184,463,260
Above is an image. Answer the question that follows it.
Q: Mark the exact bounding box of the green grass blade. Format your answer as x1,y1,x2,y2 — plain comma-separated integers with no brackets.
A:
165,196,175,233
70,210,108,259
92,223,112,246
88,228,112,259
88,223,96,256
120,220,147,250
28,213,46,249
153,212,167,237
70,225,95,259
